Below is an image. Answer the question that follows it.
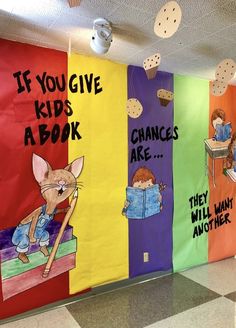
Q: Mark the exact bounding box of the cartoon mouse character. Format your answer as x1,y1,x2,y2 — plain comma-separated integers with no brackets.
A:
12,153,84,264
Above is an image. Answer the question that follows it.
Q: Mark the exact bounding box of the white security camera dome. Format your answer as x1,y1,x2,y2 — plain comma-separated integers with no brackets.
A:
90,18,112,55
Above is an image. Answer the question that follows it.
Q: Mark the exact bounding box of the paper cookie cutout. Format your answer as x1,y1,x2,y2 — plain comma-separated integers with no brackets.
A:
157,89,174,106
211,80,228,97
127,98,143,118
215,58,236,83
154,1,182,38
143,53,161,80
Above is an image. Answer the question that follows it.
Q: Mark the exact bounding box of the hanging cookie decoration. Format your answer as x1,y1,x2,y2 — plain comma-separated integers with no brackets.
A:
215,58,236,83
127,98,143,118
211,58,236,96
143,53,161,80
157,89,174,107
211,80,228,97
154,1,182,38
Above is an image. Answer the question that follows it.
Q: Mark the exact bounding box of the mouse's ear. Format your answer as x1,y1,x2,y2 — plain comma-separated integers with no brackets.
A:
32,153,52,183
64,156,84,178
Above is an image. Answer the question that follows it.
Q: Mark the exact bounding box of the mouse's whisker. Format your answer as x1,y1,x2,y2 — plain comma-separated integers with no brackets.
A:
41,184,58,188
41,187,52,193
41,185,58,192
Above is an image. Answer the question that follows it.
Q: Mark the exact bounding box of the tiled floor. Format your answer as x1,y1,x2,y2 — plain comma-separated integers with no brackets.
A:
1,258,236,328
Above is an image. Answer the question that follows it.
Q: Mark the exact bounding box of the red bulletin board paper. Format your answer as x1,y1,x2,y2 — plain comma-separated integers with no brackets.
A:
0,38,70,230
208,83,236,262
0,39,90,320
0,272,90,320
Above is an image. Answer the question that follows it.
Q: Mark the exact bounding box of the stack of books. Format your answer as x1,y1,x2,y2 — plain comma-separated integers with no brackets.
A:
0,221,77,300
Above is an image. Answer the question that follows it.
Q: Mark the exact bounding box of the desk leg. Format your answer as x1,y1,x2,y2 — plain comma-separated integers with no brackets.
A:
212,158,216,188
205,149,208,176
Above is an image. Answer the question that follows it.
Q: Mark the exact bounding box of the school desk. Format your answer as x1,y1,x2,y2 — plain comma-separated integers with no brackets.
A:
204,138,230,187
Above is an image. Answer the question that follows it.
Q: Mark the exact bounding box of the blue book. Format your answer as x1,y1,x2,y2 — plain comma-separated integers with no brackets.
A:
125,184,161,219
215,123,231,142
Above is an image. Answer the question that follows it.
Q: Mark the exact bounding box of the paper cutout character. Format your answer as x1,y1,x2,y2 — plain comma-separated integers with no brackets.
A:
211,108,231,141
12,153,84,264
226,132,236,171
122,166,166,219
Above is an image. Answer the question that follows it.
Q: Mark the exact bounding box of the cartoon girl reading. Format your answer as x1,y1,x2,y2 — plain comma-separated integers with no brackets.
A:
122,166,166,219
211,108,231,141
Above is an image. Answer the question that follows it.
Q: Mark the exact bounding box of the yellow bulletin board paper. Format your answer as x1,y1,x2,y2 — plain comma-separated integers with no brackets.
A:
68,54,128,293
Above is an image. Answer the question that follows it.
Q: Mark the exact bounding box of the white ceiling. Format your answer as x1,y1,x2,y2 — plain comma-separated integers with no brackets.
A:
1,0,236,83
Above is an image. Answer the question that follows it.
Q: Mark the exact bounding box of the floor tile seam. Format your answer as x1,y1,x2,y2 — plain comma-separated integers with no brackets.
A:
159,295,224,323
222,294,236,302
59,307,82,328
63,307,82,327
65,289,223,328
143,296,234,328
177,272,223,296
66,272,173,308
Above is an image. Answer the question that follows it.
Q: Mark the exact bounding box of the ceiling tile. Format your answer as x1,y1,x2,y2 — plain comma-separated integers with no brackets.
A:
126,39,184,68
11,0,62,27
3,16,48,40
39,28,73,49
105,42,138,60
187,35,236,61
111,32,157,52
37,40,67,52
0,13,11,34
70,0,121,19
213,23,236,42
49,12,92,32
1,33,40,46
108,3,153,28
150,38,185,57
45,0,121,20
164,48,199,65
211,45,236,63
192,8,236,34
112,0,167,15
169,26,212,47
178,0,231,24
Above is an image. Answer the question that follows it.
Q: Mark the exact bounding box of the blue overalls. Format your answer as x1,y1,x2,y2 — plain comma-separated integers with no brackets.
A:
12,205,56,253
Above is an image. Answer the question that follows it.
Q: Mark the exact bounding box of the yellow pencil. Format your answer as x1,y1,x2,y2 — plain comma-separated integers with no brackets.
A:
42,189,78,278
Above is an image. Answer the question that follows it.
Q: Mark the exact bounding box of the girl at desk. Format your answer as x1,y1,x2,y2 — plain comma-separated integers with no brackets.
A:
211,108,231,142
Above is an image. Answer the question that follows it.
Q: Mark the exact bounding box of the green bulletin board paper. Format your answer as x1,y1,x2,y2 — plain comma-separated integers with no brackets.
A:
173,75,209,272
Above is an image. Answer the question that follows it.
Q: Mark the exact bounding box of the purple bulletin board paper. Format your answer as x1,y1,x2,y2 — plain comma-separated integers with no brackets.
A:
128,66,173,277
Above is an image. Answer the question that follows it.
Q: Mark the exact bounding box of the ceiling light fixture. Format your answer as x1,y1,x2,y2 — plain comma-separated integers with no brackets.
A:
90,18,113,55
